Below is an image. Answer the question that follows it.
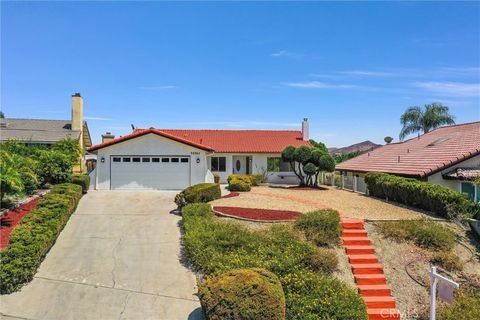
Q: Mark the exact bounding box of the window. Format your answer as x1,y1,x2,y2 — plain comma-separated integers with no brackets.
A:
132,157,141,163
181,158,189,163
123,157,131,162
152,158,160,163
267,158,281,172
171,158,180,163
142,157,150,162
113,157,121,162
161,158,170,163
211,157,226,172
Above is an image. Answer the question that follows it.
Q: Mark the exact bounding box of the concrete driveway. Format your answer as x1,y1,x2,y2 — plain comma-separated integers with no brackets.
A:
1,191,203,320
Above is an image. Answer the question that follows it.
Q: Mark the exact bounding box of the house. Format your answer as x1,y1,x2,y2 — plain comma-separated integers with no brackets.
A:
336,122,480,202
0,93,92,171
87,119,312,190
330,140,380,156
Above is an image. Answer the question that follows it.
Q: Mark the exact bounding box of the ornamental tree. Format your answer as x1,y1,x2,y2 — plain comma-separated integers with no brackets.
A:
282,145,335,187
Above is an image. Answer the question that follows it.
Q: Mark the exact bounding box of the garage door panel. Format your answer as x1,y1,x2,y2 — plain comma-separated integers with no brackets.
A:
111,156,190,190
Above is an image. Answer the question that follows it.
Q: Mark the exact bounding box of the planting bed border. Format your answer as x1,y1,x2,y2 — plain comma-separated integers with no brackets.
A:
221,192,240,199
213,206,301,223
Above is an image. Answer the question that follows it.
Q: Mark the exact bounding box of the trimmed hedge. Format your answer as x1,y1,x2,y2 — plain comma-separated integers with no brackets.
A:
199,268,286,320
365,172,480,218
72,174,91,193
181,203,367,319
0,183,82,294
174,183,221,208
227,174,259,192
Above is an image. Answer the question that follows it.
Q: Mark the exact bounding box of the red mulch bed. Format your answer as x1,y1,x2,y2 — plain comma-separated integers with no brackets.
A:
213,206,301,222
1,197,41,249
222,192,240,199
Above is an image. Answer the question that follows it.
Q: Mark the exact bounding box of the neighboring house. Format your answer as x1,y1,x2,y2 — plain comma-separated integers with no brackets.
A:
87,119,312,190
330,140,380,156
336,122,480,202
0,93,92,171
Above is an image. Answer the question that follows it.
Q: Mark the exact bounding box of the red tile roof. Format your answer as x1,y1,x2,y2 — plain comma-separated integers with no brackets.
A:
87,128,310,153
336,122,480,177
443,168,480,180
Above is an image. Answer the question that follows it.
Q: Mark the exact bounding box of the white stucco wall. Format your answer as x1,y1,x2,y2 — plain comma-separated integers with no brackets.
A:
427,154,480,192
94,133,208,190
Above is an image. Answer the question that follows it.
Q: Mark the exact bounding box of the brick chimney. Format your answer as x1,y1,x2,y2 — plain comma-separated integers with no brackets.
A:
302,118,309,141
102,132,115,144
71,93,83,132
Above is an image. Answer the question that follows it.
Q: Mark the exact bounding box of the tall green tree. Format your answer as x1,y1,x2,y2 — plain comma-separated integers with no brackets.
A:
399,103,455,140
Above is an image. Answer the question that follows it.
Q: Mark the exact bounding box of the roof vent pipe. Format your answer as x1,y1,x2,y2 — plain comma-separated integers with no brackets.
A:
398,155,401,163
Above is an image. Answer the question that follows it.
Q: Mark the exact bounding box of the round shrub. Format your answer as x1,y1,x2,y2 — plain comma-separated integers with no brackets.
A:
198,268,286,320
174,183,221,208
228,178,251,192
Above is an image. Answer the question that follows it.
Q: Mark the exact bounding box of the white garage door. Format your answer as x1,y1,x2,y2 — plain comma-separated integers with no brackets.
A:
110,156,191,190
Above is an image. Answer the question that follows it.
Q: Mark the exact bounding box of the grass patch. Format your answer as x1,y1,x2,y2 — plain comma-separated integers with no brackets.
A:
182,203,367,320
293,209,341,247
430,252,463,272
437,288,480,320
376,218,456,250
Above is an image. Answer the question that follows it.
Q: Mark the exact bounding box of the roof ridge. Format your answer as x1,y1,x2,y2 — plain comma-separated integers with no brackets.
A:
2,118,71,122
157,128,302,132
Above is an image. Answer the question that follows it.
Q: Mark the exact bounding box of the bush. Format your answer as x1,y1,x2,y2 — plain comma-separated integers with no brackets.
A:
213,173,220,184
365,172,480,218
431,252,463,272
294,210,341,246
0,183,82,293
228,178,251,192
376,219,456,250
174,183,221,208
36,150,73,185
72,174,91,193
437,288,480,320
199,268,286,320
308,248,338,274
181,203,367,319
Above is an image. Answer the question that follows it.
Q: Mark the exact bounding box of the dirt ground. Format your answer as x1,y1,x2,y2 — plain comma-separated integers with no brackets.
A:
365,222,480,319
211,186,428,220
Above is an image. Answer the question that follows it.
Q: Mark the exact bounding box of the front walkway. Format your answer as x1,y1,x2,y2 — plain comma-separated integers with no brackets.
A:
1,191,202,320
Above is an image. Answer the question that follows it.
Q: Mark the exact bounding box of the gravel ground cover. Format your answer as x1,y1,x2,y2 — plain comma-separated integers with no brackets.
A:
211,186,428,220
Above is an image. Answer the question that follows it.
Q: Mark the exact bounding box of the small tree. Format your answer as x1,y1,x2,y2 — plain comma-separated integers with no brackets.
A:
53,137,82,166
37,150,73,184
399,103,455,140
0,150,23,204
282,145,336,187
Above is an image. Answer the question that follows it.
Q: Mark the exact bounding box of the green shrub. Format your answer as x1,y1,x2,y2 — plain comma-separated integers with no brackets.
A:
0,183,82,294
282,270,367,320
376,219,456,250
437,288,480,320
431,252,463,272
72,174,91,193
174,183,221,208
365,172,480,218
181,203,367,319
36,150,73,185
213,173,220,184
308,248,338,274
294,210,341,246
228,178,251,192
199,268,286,320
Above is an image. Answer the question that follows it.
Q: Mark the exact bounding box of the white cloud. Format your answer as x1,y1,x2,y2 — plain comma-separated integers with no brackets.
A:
139,85,178,90
338,70,400,77
271,50,302,58
284,81,357,89
84,116,113,121
413,81,480,97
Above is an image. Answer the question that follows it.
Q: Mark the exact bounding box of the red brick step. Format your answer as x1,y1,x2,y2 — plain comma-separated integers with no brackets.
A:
340,219,364,230
363,296,396,308
342,236,371,245
349,254,378,264
352,263,384,275
342,229,368,237
345,245,375,254
355,274,387,285
358,284,391,296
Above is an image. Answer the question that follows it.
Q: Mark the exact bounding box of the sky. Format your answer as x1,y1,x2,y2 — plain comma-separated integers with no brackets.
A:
2,1,479,147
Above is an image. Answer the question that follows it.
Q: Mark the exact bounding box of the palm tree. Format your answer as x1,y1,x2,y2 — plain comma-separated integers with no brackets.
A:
399,103,455,140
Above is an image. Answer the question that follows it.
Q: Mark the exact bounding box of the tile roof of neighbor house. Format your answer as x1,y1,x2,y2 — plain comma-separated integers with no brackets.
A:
0,118,81,144
87,128,311,153
443,168,480,180
336,122,480,178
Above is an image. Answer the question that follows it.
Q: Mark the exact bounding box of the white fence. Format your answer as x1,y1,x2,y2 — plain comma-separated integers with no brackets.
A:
320,172,368,194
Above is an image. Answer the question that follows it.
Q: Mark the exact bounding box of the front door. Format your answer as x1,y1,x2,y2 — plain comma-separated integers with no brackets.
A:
232,156,247,174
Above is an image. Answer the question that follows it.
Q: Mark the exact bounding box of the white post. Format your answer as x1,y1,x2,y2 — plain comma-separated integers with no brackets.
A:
354,176,357,192
430,267,437,320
